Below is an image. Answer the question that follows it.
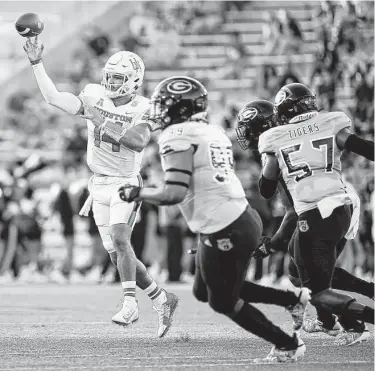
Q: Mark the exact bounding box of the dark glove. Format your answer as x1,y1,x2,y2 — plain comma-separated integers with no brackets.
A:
118,184,141,202
251,236,275,260
188,247,198,255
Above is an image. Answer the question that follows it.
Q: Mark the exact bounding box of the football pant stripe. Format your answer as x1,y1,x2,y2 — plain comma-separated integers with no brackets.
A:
127,174,143,228
166,168,192,176
165,181,189,188
165,170,191,185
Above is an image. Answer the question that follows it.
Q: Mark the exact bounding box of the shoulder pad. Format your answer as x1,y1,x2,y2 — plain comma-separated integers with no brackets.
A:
158,125,192,156
79,83,103,97
318,111,352,134
334,111,351,133
258,127,286,154
79,84,104,103
131,95,150,109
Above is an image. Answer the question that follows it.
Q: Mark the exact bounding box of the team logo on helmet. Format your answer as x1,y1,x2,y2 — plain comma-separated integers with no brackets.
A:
166,80,193,94
130,57,142,72
240,107,258,121
275,90,287,106
107,53,123,65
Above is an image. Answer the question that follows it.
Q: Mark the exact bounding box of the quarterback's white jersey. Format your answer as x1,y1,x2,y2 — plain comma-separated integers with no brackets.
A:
259,111,352,215
158,120,248,234
79,84,150,177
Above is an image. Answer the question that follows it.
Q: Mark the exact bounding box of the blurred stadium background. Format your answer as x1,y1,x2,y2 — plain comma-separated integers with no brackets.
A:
0,0,373,287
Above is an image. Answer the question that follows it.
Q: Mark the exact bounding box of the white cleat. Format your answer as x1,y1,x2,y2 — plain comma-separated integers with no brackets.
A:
18,265,49,284
0,271,14,285
333,325,370,346
153,291,179,338
287,287,311,330
303,316,344,336
48,269,68,284
254,332,306,363
112,299,139,327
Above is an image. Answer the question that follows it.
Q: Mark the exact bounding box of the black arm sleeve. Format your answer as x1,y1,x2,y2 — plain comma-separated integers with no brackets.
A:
259,175,279,199
344,134,374,161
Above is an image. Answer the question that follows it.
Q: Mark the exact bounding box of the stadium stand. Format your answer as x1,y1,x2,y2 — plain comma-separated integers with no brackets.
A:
0,1,373,285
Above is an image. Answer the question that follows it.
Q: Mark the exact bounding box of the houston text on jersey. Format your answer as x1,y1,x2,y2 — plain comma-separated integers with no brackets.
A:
95,107,132,123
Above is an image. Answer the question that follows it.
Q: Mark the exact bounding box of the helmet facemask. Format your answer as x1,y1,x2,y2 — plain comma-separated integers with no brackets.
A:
149,95,197,129
235,123,251,150
236,116,275,150
149,96,176,128
236,107,276,150
101,70,139,98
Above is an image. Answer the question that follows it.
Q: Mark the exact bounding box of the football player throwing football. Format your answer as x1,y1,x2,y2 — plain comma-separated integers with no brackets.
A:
23,36,178,337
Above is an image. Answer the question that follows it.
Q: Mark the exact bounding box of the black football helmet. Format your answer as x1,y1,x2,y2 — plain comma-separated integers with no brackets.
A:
236,99,275,150
149,76,208,128
274,83,317,124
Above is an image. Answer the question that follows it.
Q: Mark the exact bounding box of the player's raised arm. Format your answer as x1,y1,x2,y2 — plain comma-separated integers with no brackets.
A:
118,148,193,205
336,128,374,161
23,37,82,115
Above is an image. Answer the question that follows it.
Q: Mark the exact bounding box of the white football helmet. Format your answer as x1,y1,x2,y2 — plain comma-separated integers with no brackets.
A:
101,51,145,98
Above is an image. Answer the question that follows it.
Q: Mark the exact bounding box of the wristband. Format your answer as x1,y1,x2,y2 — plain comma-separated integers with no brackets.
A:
102,121,127,142
30,58,42,65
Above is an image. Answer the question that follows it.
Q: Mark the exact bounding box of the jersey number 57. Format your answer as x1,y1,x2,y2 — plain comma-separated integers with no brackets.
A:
280,136,334,182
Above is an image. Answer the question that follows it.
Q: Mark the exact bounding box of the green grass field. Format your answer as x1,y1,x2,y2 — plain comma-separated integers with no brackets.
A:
0,284,373,370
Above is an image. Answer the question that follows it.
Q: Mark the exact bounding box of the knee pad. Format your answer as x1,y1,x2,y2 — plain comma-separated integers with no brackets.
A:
311,288,355,314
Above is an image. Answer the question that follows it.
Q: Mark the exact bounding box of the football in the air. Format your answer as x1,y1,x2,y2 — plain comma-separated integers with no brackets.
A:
15,13,44,37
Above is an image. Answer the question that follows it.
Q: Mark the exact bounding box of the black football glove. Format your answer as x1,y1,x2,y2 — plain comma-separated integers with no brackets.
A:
251,236,275,260
118,184,141,202
188,247,198,255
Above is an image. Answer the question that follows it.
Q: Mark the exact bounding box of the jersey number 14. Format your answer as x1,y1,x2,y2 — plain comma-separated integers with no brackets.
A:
280,136,334,182
94,122,121,152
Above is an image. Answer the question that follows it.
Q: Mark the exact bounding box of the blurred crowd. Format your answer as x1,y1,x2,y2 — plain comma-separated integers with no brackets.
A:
0,1,373,285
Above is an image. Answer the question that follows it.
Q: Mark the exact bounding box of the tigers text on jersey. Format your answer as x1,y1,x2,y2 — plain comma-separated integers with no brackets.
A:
158,121,248,234
258,111,352,215
79,84,150,177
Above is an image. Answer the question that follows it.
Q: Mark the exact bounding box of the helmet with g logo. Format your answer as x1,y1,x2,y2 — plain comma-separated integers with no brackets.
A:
236,100,275,150
149,76,208,128
274,83,317,124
